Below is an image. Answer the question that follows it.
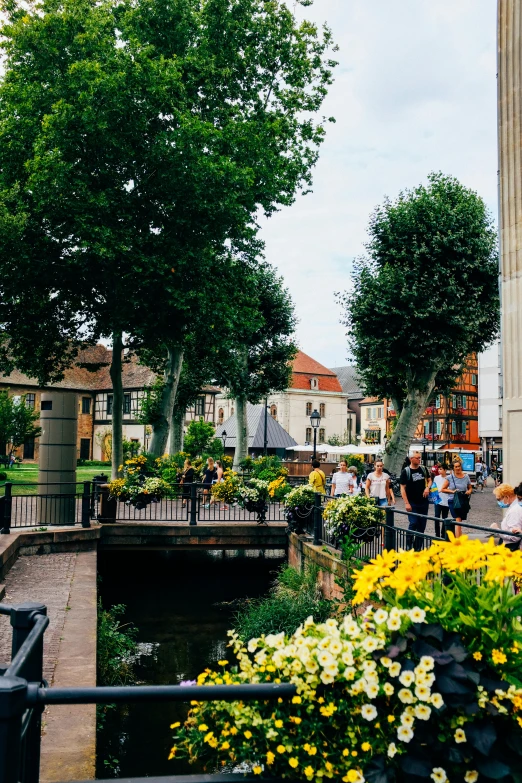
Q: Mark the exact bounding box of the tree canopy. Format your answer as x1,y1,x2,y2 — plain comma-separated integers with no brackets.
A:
0,391,41,455
339,173,500,473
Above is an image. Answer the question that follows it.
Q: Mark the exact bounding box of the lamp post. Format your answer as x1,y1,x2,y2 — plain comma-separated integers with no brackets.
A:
310,409,321,461
221,430,227,453
263,397,268,457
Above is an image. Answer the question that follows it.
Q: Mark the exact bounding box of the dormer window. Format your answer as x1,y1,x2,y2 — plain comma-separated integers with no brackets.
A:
310,377,318,390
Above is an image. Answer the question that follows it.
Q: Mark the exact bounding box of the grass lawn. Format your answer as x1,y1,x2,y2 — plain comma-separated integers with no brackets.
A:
0,464,112,495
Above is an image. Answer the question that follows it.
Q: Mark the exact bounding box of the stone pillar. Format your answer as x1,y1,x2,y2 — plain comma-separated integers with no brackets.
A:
38,392,78,525
498,0,522,486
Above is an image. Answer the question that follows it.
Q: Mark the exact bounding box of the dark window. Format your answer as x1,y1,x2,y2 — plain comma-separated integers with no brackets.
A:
23,438,35,459
80,439,90,460
270,404,277,420
82,397,91,414
305,427,312,443
318,428,325,443
107,395,113,415
306,402,312,416
123,394,131,415
218,408,224,424
41,400,52,411
195,397,205,417
319,403,325,417
25,394,35,410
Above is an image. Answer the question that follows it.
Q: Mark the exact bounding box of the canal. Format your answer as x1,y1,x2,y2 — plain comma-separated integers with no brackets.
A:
96,549,285,778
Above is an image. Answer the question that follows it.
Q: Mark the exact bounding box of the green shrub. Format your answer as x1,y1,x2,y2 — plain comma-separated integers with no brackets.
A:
97,600,138,686
0,471,6,481
233,564,333,641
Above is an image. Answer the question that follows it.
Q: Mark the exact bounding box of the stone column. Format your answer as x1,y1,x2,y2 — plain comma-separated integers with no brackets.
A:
498,0,522,486
38,392,78,525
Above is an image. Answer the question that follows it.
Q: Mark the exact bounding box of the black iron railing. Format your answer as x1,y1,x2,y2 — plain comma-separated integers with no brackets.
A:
0,601,297,783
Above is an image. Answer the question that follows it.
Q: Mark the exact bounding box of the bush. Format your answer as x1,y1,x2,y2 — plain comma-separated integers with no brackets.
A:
233,564,333,641
97,600,138,686
0,471,6,481
77,459,112,467
250,455,287,483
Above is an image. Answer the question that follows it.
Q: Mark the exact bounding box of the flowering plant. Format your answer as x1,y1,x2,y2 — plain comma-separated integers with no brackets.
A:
239,479,270,507
211,471,242,504
283,485,316,534
108,455,169,506
323,494,383,542
171,603,522,782
268,476,291,501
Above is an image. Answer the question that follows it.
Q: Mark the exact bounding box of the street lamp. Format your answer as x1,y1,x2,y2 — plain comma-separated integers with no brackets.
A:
221,430,227,452
310,409,321,461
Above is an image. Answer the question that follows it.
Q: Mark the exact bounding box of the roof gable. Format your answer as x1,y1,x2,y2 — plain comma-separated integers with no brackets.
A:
216,404,297,449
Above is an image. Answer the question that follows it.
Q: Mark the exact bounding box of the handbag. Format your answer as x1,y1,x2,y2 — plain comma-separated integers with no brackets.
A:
429,484,440,505
450,474,462,509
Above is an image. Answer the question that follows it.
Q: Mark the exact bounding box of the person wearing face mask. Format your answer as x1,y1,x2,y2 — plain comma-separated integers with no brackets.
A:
441,457,472,538
493,483,522,550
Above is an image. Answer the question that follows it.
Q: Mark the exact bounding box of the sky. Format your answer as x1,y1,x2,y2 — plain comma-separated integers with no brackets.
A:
259,0,498,369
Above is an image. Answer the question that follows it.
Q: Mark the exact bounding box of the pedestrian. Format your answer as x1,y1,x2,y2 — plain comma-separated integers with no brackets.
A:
440,457,472,538
180,458,194,508
8,452,15,469
432,464,451,538
493,483,522,551
491,460,498,486
212,459,228,510
399,451,432,550
202,457,217,509
430,460,440,478
348,466,361,495
365,459,395,507
309,459,326,494
474,457,485,491
331,460,351,497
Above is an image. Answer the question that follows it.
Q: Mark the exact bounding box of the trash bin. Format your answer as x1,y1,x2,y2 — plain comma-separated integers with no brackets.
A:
91,473,109,519
97,482,117,523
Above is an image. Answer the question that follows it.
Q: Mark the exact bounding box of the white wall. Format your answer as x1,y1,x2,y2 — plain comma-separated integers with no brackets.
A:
478,342,502,438
92,424,149,461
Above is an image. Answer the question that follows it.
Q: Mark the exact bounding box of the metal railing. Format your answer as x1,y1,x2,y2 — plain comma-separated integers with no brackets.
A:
0,602,297,783
0,483,91,534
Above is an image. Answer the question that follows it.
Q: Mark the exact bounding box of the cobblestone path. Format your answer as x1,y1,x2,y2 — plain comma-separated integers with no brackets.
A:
0,553,78,683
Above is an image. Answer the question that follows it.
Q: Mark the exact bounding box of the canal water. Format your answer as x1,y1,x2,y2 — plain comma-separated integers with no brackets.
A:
96,549,285,778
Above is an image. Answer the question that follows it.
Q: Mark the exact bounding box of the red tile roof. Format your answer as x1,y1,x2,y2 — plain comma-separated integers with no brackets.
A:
291,350,343,393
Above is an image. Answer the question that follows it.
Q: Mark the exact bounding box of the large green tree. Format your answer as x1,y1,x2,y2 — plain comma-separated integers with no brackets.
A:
0,0,336,478
339,173,499,475
0,391,41,456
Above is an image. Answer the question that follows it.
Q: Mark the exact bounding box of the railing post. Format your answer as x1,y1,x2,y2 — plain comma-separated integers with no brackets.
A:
313,493,322,546
0,483,12,535
190,482,198,526
81,481,91,528
385,506,395,551
0,676,28,783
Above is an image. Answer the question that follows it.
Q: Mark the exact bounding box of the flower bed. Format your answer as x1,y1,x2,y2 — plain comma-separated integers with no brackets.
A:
284,485,316,534
171,537,522,782
323,494,384,544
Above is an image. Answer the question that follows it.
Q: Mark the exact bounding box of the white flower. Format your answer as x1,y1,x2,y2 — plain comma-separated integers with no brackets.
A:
387,742,397,758
247,638,259,653
389,662,401,677
324,662,339,676
455,728,466,744
344,666,356,681
364,682,379,699
342,618,360,637
420,656,435,671
265,632,285,649
361,636,379,653
362,660,377,672
383,682,394,696
464,772,478,783
320,671,335,684
361,704,378,721
325,618,338,629
400,713,414,727
397,725,414,743
373,609,389,625
254,651,267,665
399,671,415,687
430,693,444,709
318,637,331,651
317,651,335,668
415,685,431,702
409,607,426,623
350,679,365,695
398,688,414,704
304,616,314,628
387,617,401,631
422,673,435,687
414,704,432,721
389,607,401,620
430,768,447,783
329,640,343,655
380,656,392,668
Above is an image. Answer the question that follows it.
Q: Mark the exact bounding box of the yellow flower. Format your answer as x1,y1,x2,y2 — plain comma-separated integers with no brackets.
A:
198,724,208,732
275,719,283,728
342,749,349,756
345,771,359,783
289,758,299,768
305,766,315,779
351,750,358,757
387,715,395,723
492,649,507,665
292,696,302,704
361,742,371,752
277,745,286,754
244,730,252,739
168,747,177,760
218,660,229,666
325,761,334,771
253,766,262,775
170,722,181,729
473,652,482,661
221,742,230,750
454,729,466,744
229,727,238,735
266,751,275,765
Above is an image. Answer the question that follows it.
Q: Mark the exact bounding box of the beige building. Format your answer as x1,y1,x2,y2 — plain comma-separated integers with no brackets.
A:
498,1,522,485
216,351,349,446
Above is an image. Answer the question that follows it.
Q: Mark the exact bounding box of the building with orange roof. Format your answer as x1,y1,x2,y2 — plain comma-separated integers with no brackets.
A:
216,350,350,448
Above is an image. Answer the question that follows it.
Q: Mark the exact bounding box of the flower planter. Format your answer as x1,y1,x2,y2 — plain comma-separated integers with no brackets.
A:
286,504,314,535
242,499,269,524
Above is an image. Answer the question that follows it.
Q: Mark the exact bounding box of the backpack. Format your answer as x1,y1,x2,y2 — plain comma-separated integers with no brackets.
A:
404,465,429,483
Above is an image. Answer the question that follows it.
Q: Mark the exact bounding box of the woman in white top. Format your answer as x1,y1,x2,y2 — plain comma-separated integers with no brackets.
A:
432,465,450,539
331,460,351,496
365,459,394,507
493,483,522,551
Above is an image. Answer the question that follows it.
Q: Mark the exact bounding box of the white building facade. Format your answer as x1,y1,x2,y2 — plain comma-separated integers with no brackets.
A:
478,342,503,466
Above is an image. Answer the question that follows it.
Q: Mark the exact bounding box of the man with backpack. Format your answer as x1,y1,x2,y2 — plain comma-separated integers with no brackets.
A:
400,451,432,550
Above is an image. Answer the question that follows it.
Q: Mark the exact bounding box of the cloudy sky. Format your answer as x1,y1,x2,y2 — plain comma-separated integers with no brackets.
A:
259,0,498,369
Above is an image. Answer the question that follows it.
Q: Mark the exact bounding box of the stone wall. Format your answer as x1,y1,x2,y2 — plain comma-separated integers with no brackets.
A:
288,532,349,602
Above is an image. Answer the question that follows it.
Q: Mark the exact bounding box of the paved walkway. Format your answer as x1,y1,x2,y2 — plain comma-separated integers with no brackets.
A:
0,553,77,683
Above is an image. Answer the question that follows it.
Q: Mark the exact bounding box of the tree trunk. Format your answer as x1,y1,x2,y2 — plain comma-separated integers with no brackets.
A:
383,374,437,475
169,407,184,455
149,346,184,456
233,395,248,470
110,332,124,480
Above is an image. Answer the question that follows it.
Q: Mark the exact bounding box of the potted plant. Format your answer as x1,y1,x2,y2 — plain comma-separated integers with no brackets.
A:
172,537,522,783
283,484,316,534
211,470,242,505
268,475,291,502
323,493,383,545
239,478,270,524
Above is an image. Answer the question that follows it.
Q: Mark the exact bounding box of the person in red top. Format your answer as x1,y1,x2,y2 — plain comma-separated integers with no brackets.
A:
430,460,440,477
